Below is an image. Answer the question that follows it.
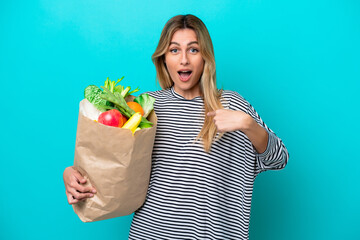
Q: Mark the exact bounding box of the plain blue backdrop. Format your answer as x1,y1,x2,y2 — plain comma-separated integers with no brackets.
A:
1,0,359,239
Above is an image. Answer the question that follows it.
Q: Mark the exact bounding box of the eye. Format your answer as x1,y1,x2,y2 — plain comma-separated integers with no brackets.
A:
189,48,199,53
170,48,178,53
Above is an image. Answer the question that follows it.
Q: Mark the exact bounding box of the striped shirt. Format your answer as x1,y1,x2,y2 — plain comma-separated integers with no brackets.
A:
128,86,289,240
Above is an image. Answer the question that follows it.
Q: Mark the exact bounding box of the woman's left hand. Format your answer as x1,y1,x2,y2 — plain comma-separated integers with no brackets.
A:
207,109,252,133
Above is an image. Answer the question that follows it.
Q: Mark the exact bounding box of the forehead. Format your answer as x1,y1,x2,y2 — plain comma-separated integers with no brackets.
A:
170,28,198,44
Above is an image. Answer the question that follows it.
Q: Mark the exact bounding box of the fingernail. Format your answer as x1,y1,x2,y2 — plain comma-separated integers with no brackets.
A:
90,194,94,197
92,189,97,193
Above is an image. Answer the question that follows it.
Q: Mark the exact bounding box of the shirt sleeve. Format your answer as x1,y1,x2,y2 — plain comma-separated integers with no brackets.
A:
229,91,289,174
246,100,289,174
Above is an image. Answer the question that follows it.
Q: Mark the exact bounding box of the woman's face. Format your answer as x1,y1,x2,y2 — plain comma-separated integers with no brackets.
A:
165,28,204,100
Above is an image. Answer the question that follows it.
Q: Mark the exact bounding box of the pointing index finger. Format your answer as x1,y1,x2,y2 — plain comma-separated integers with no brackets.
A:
207,111,216,117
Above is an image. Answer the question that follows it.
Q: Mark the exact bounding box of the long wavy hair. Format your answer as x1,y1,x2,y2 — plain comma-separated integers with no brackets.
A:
152,14,223,152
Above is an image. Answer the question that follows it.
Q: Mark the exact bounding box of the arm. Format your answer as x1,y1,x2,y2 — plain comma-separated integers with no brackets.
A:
246,102,289,172
238,113,269,154
207,93,289,173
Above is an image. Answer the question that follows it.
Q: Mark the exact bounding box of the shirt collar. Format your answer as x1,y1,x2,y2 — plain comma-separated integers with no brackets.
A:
170,86,202,101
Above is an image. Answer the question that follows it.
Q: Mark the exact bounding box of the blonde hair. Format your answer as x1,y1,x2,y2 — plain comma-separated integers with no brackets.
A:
152,14,223,152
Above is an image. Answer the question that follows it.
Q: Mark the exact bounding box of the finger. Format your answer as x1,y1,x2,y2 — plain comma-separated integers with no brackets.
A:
207,111,216,117
73,169,87,184
77,184,97,194
67,192,79,205
68,187,94,200
216,128,225,133
69,179,96,194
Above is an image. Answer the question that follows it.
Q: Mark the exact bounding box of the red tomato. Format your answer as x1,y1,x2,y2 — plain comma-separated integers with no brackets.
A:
98,109,124,127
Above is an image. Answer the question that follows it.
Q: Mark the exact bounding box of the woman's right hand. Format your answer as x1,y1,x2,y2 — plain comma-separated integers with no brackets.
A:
63,166,97,205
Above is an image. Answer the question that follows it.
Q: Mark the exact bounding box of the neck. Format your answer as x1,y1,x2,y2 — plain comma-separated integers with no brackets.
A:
173,84,201,100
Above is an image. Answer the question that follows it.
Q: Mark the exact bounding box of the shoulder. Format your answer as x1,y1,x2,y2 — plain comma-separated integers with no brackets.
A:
142,88,172,101
221,90,249,113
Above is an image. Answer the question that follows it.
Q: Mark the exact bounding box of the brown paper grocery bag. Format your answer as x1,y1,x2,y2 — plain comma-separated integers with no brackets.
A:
72,99,157,222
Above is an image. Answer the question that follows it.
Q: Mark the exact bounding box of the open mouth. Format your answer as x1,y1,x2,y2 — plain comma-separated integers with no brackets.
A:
178,70,192,81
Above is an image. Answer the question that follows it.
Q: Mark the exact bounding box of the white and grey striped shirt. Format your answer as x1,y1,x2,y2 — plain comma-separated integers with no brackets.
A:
129,87,289,240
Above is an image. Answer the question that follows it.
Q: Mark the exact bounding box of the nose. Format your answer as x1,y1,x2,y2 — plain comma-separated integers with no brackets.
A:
180,51,189,65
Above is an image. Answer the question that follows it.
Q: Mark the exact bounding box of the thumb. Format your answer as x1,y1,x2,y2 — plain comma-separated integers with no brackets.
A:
73,169,87,184
207,111,216,117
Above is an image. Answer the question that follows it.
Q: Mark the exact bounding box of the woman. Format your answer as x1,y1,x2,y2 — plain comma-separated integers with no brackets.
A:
63,14,289,239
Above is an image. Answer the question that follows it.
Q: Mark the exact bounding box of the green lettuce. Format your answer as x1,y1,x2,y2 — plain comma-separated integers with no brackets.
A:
134,94,155,118
84,85,111,112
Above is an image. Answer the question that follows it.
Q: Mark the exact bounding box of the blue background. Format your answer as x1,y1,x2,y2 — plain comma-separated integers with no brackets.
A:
1,0,359,239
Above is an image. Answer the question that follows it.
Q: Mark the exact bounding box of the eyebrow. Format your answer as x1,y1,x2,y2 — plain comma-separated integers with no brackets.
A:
169,41,199,46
